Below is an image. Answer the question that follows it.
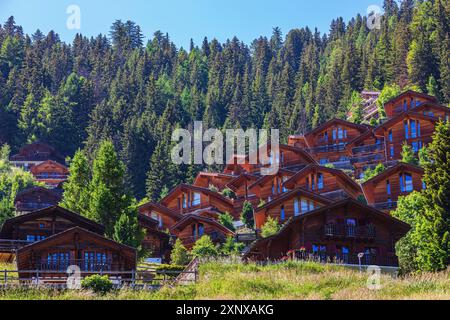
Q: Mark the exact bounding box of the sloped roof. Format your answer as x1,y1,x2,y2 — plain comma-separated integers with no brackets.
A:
169,214,235,235
361,162,424,187
373,111,438,135
160,184,234,207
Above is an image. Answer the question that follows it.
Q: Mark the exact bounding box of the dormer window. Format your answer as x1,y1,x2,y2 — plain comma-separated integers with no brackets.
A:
400,173,413,193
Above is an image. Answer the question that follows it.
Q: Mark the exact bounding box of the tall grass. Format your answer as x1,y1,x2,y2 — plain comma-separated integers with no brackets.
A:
0,261,448,300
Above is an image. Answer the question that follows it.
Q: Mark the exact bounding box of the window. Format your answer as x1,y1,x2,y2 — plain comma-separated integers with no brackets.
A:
317,173,324,190
182,194,188,209
404,120,409,139
346,219,357,237
294,198,300,216
388,130,393,142
405,173,413,192
280,206,285,221
412,141,422,153
309,201,315,211
319,159,328,165
301,198,309,213
311,176,315,191
324,132,328,142
417,121,421,137
422,181,426,190
39,223,45,229
386,180,391,195
198,224,204,237
400,173,413,192
282,176,289,193
332,129,337,140
48,252,70,271
390,146,395,157
338,128,344,139
411,120,417,138
84,252,107,271
192,193,201,206
26,235,36,242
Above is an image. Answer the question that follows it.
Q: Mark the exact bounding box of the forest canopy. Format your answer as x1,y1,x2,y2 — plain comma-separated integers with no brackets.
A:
0,0,448,201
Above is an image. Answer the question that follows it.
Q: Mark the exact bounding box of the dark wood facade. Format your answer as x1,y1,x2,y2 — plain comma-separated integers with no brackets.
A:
30,160,69,188
0,206,104,242
362,163,425,212
245,199,410,266
16,227,136,279
170,214,234,249
10,142,65,170
383,91,438,118
14,187,62,215
254,187,333,230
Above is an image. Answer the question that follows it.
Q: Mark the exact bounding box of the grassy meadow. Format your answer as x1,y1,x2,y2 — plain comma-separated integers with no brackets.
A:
0,261,449,300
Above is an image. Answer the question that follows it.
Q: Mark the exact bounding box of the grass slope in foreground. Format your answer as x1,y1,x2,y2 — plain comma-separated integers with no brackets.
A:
0,261,449,300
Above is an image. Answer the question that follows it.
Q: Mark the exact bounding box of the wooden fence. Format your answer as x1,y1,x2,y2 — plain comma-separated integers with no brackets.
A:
0,268,198,290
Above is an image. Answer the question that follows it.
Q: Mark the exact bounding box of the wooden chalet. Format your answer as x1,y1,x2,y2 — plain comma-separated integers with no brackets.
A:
0,206,104,262
30,160,69,188
159,184,237,219
373,111,438,161
254,187,333,230
289,119,370,170
193,172,236,191
138,202,182,231
9,142,65,170
362,162,425,212
247,168,296,203
14,187,63,215
245,199,410,266
16,227,136,280
170,214,235,248
383,90,438,118
282,164,363,201
138,214,172,261
223,144,316,175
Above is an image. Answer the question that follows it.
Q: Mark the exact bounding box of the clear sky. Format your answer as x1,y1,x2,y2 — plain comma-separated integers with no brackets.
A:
0,0,383,48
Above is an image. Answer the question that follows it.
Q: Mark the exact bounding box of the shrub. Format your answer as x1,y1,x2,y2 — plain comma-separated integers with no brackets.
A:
240,201,254,229
221,236,245,256
218,212,235,231
361,163,385,182
191,235,219,258
170,239,191,266
261,217,281,238
221,188,236,199
81,275,114,295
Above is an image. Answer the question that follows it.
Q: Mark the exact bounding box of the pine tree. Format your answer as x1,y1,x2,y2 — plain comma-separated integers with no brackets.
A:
61,150,91,216
401,142,419,166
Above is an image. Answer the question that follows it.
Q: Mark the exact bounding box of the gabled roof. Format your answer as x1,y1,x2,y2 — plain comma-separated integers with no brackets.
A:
283,164,361,193
373,111,438,135
384,90,438,106
193,172,236,187
14,187,62,203
138,201,182,220
248,168,296,190
10,142,65,164
258,143,317,164
245,198,411,258
255,187,333,213
225,173,260,191
361,162,424,187
30,160,68,174
160,184,234,207
410,102,450,114
0,206,105,238
169,214,235,235
345,130,379,150
17,226,135,254
304,118,369,138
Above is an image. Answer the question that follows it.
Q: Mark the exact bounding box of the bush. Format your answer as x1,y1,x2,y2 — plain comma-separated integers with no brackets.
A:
170,239,191,266
221,188,236,199
191,235,219,258
218,212,236,231
261,217,281,238
221,236,245,256
240,201,254,229
81,275,114,295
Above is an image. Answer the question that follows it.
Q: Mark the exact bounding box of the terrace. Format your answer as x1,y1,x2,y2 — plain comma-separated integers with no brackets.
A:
324,224,376,240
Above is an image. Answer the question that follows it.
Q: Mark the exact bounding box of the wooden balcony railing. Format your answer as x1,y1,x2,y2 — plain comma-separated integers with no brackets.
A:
321,189,349,201
0,239,32,252
352,144,384,155
34,174,68,180
292,250,398,267
37,259,114,272
16,203,55,212
372,202,398,211
306,144,347,154
324,224,376,239
350,153,385,164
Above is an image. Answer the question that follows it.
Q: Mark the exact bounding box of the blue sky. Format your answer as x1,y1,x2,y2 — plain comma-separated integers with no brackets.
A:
0,0,383,48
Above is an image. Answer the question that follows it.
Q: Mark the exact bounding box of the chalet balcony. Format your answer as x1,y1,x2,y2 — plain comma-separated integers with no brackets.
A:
324,224,376,240
16,202,55,212
293,250,398,267
350,153,385,164
182,232,226,246
372,201,398,211
0,239,32,253
321,189,349,201
306,144,347,154
328,160,353,170
34,174,68,180
351,144,384,155
36,259,114,272
361,160,398,172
